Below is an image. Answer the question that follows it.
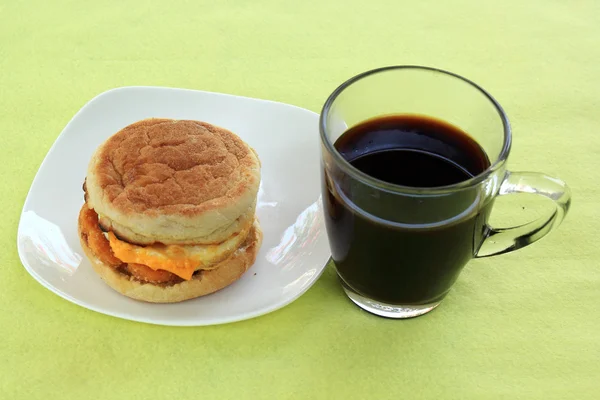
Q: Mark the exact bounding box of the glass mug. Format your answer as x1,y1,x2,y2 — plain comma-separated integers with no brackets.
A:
319,66,571,318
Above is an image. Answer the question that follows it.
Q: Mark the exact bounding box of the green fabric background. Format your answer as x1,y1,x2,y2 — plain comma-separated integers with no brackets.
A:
1,1,598,399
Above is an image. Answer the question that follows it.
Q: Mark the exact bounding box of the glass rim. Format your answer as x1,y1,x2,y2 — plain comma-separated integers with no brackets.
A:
319,65,512,194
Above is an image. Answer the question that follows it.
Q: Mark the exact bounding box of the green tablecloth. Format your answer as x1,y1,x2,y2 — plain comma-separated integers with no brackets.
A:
2,1,598,398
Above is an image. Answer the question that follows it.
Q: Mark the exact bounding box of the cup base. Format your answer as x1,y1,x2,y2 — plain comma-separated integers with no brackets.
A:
341,281,441,319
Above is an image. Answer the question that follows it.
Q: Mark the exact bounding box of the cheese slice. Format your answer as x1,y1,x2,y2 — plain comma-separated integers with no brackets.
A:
107,227,249,280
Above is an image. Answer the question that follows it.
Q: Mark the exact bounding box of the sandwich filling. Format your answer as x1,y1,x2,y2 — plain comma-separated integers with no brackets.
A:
79,203,254,284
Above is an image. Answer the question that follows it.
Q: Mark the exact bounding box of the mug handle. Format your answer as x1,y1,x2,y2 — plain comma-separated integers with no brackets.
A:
475,171,571,258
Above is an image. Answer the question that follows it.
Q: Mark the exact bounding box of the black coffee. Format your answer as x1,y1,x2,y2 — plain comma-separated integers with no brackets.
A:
323,115,492,305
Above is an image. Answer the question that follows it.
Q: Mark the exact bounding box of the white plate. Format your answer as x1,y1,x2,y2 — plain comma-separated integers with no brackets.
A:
17,86,330,326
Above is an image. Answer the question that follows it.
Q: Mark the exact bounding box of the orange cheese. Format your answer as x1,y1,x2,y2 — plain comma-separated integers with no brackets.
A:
107,228,249,281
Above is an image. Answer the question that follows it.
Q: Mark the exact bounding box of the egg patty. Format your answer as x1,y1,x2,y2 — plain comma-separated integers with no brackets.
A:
106,219,252,280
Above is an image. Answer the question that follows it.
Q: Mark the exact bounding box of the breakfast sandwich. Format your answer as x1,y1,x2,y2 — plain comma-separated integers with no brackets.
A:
78,118,262,303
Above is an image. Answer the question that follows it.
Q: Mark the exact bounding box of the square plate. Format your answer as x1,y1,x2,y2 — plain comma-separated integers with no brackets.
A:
17,87,330,326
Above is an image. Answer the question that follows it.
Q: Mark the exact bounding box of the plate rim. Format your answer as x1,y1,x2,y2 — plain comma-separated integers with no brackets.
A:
17,85,329,327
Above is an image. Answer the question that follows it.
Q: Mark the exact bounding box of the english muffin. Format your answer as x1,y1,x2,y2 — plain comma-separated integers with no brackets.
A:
78,118,262,303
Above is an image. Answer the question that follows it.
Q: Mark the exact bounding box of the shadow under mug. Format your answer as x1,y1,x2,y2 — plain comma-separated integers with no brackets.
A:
319,66,571,318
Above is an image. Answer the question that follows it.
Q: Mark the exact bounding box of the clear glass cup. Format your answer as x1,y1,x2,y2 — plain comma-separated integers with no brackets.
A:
319,66,571,318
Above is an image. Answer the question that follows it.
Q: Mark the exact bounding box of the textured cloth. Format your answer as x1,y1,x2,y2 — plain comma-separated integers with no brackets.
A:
1,1,598,399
